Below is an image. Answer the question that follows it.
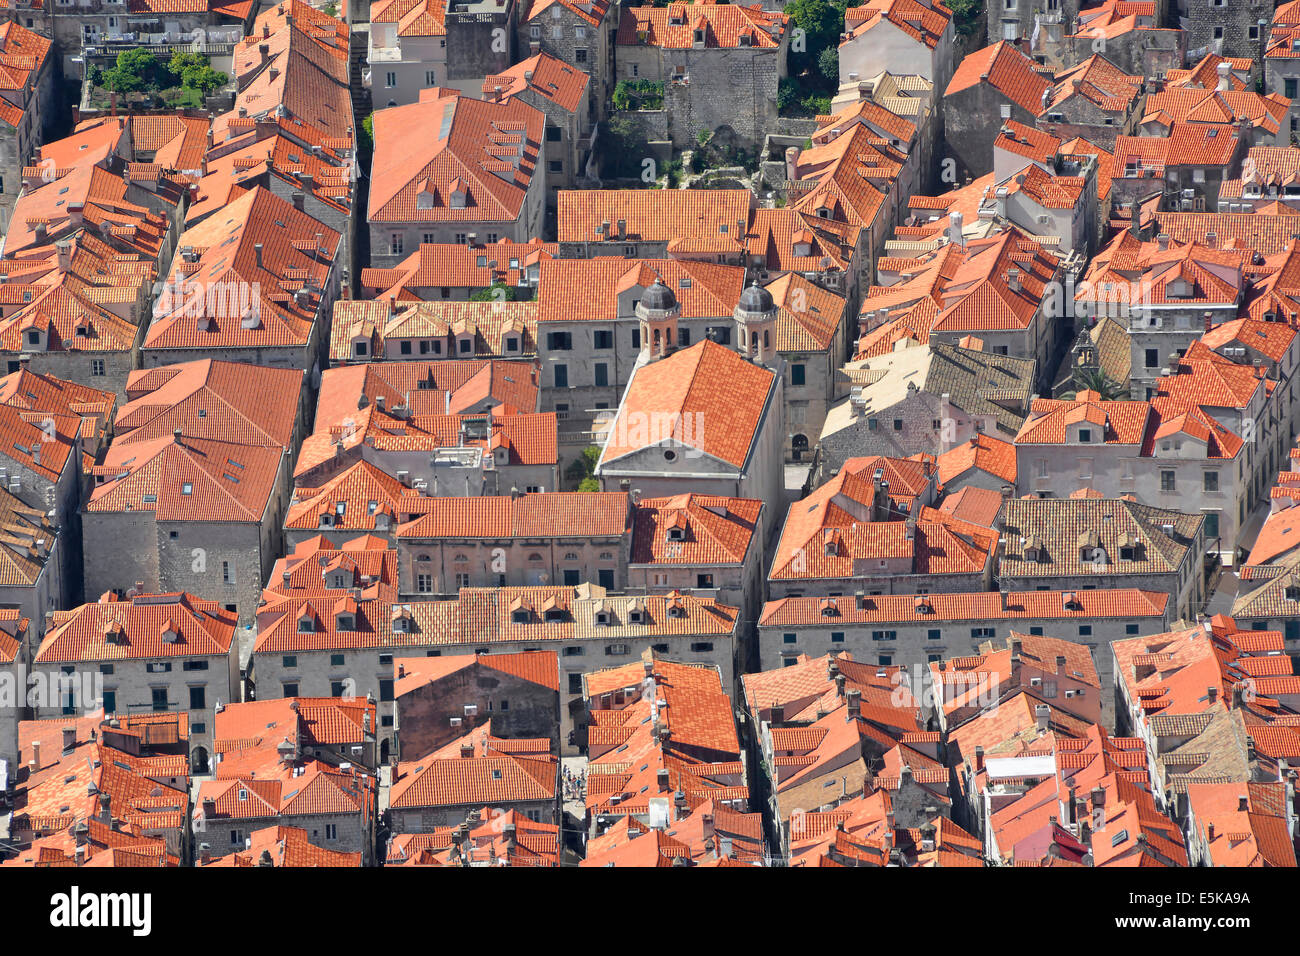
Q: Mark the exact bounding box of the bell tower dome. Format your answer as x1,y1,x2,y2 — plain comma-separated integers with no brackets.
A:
734,279,778,364
636,277,680,360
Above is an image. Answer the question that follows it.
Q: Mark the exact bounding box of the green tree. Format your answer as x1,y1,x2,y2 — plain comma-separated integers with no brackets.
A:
565,445,603,490
946,0,986,36
817,45,839,82
181,65,228,96
101,48,159,94
469,282,515,303
1067,367,1128,400
785,0,845,64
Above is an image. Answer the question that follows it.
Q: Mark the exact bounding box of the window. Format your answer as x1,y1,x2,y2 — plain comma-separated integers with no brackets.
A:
1078,428,1091,443
1160,471,1175,492
791,364,806,386
690,642,713,652
222,562,235,585
283,655,297,668
575,48,587,64
183,660,208,671
102,690,116,712
1203,471,1219,493
379,679,394,702
547,332,573,351
91,360,105,376
331,653,345,667
971,627,995,639
831,631,845,644
330,681,347,697
456,572,471,588
594,363,609,387
189,686,206,709
425,70,436,85
1125,623,1140,635
554,364,568,388
783,632,796,644
1145,348,1159,369
696,573,714,589
871,630,897,642
568,673,583,693
893,419,903,431
282,682,299,697
1078,625,1092,637
1204,512,1220,538
593,330,613,350
1288,79,1298,100
927,629,941,641
546,126,562,142
325,824,338,840
391,233,404,256
549,160,563,173
100,664,114,675
151,687,168,711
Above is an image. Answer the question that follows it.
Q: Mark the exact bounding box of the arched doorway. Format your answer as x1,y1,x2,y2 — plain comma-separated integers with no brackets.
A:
792,434,809,461
191,746,210,774
380,737,391,764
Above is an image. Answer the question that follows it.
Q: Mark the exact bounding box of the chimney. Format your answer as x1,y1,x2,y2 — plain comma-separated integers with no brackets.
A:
258,849,274,867
1035,704,1050,731
1207,822,1215,842
1216,61,1231,92
61,726,76,754
31,740,40,770
99,791,111,824
292,191,305,211
1006,268,1021,293
656,768,670,792
254,243,264,268
1156,233,1169,251
199,843,212,865
1055,654,1067,673
503,822,517,854
845,688,861,719
460,743,474,759
1207,686,1218,704
1238,794,1249,812
974,745,985,773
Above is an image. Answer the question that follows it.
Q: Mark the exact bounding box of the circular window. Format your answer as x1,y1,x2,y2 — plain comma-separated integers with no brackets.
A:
663,450,677,462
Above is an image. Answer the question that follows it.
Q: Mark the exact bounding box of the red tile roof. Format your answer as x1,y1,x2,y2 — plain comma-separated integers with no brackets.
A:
116,360,302,448
35,592,236,664
761,588,1168,626
946,41,1051,115
616,3,788,49
599,339,776,471
369,89,544,225
483,52,589,115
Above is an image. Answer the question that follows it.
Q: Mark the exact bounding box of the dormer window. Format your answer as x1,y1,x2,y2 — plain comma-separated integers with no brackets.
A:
1078,428,1092,443
595,611,610,626
336,614,355,631
628,607,645,624
1286,585,1300,601
667,527,684,541
512,608,530,623
298,616,314,633
544,608,565,622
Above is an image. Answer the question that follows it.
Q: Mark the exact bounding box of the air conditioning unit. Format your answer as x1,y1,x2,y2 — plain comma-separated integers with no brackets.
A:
449,716,462,727
464,704,478,716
